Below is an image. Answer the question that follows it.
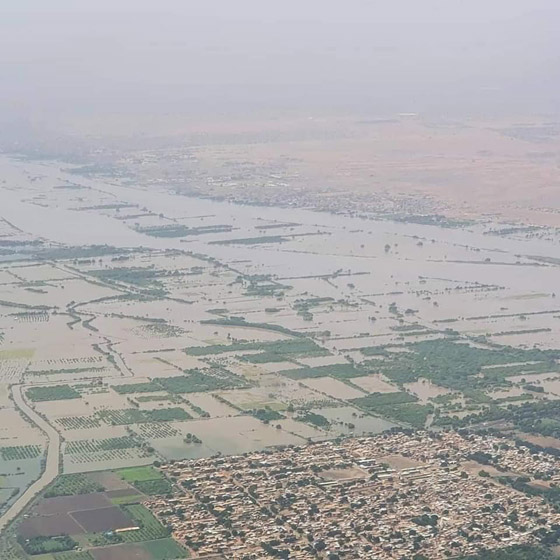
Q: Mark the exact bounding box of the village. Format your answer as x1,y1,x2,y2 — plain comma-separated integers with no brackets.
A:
147,430,560,559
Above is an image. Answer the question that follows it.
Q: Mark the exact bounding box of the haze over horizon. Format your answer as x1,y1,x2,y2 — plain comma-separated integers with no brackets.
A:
1,0,560,136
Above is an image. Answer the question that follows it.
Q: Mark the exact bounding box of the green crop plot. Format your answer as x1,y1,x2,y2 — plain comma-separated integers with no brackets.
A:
118,466,164,482
0,445,42,461
119,504,170,542
142,538,188,559
65,437,139,454
26,384,81,402
98,407,191,425
112,382,162,394
45,474,103,498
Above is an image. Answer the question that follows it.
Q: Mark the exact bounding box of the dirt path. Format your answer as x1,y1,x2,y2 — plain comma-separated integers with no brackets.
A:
0,385,61,533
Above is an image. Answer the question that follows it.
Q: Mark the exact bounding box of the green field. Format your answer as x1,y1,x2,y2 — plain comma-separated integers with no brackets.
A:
98,407,191,425
0,445,42,461
362,338,560,392
65,437,140,454
54,552,95,560
142,538,188,560
112,382,162,394
26,385,81,402
119,504,170,542
118,466,164,482
45,474,103,498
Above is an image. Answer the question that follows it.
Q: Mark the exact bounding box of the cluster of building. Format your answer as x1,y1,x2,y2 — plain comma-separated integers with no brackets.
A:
146,431,560,559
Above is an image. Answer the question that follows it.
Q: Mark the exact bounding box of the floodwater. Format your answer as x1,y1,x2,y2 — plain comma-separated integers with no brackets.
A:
404,379,453,403
311,406,397,435
4,155,560,471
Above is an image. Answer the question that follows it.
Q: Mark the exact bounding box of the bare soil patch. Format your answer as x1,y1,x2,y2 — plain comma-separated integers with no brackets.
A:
70,505,135,533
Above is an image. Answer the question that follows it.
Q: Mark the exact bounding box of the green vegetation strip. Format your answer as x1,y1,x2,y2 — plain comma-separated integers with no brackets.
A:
186,337,326,358
280,363,364,380
201,318,303,338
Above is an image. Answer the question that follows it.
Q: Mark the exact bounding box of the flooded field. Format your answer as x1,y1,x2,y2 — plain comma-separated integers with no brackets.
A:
3,155,560,508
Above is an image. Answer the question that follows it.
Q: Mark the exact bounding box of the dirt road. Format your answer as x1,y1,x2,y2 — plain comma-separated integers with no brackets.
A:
0,385,61,533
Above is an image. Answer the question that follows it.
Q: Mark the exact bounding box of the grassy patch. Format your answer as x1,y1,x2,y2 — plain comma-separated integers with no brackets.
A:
116,466,172,495
118,466,164,483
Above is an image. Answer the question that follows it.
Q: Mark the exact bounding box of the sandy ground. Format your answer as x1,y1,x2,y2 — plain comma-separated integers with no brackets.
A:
126,115,560,227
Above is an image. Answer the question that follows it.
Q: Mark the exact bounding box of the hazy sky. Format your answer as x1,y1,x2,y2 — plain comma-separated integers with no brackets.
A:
1,0,559,127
